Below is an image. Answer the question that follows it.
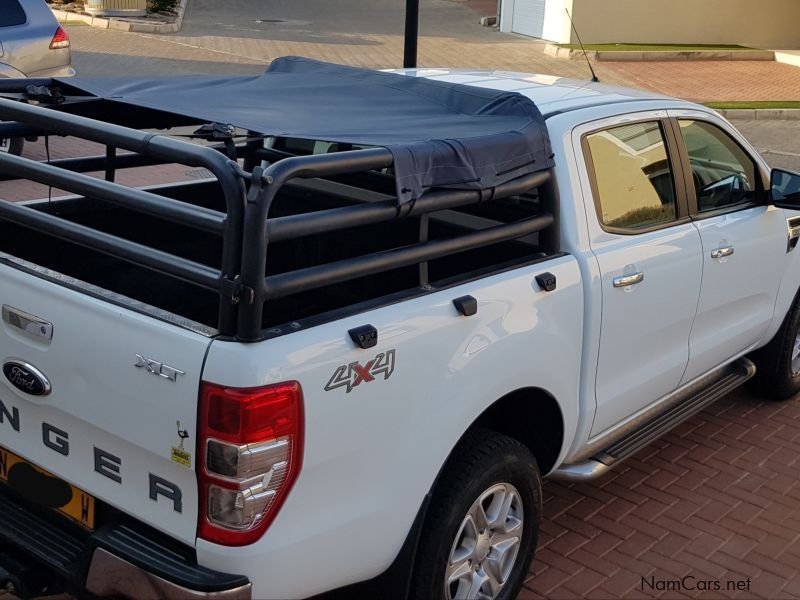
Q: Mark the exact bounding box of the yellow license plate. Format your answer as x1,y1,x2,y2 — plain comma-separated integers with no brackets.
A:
0,447,95,530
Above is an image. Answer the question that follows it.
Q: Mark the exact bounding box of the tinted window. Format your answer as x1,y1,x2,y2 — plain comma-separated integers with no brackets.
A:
0,0,27,27
587,121,677,230
678,120,758,212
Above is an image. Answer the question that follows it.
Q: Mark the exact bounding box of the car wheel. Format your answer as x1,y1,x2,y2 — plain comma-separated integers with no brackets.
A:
0,137,24,156
410,428,541,600
750,293,800,400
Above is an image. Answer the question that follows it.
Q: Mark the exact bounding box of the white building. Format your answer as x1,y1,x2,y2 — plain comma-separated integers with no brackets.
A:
500,0,800,48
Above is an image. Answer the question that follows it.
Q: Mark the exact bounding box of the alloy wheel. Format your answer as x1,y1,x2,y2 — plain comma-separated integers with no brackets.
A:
445,482,524,600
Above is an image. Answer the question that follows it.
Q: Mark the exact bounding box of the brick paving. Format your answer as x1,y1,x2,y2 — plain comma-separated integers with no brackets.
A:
522,388,800,599
604,61,800,103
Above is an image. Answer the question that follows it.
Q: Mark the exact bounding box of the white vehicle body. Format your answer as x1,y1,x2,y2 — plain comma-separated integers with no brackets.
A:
1,69,798,599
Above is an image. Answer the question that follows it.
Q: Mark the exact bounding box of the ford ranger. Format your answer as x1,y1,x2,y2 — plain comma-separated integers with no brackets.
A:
0,58,799,600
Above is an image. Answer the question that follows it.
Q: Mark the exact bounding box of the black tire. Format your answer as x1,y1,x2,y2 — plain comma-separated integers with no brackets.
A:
0,138,24,156
750,293,800,400
409,428,541,600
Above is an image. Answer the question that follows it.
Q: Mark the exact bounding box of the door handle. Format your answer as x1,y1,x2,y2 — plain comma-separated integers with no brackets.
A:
613,272,644,288
711,246,734,259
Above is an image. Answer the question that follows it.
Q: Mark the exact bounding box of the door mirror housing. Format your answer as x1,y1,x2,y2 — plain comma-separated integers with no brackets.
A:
771,168,800,209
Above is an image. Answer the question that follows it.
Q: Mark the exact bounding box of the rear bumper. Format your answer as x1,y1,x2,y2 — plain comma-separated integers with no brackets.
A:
87,548,251,599
0,489,251,599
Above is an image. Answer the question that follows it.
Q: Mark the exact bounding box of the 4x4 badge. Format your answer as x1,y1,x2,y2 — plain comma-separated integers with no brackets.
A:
324,350,396,394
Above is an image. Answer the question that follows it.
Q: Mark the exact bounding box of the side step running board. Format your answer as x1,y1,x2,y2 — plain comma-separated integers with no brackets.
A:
550,357,756,482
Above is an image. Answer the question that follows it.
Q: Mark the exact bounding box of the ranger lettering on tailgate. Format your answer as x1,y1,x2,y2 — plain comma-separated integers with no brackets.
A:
0,397,183,513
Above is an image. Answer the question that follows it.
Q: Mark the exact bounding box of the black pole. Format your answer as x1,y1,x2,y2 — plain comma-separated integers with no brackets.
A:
404,0,420,68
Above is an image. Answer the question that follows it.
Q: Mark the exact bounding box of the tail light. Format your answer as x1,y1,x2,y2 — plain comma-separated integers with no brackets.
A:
198,381,304,546
49,26,70,50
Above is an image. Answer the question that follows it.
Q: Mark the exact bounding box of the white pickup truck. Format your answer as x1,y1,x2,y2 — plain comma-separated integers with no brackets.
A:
0,58,799,600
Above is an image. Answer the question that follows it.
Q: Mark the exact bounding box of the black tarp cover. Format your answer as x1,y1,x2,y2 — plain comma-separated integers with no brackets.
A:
58,57,554,203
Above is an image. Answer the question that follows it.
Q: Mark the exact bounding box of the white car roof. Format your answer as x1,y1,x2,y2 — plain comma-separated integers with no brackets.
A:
391,68,702,118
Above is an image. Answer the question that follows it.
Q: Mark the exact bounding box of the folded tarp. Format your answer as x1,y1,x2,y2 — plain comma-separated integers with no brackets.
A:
57,56,554,204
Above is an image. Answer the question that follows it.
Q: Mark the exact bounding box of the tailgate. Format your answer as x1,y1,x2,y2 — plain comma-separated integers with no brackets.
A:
0,263,210,545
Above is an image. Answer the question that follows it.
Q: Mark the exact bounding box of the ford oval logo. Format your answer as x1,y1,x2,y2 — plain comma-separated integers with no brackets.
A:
2,360,51,396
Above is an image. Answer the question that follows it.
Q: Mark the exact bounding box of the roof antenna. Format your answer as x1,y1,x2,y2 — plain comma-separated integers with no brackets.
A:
565,8,599,83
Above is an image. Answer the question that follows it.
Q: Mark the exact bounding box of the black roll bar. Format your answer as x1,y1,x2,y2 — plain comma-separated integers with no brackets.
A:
264,213,554,299
266,170,550,243
237,148,395,340
0,199,220,289
0,97,247,335
236,146,555,342
0,152,225,234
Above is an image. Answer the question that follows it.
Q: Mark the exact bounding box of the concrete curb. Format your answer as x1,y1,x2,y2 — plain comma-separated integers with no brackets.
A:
51,0,186,33
544,44,775,62
713,108,800,121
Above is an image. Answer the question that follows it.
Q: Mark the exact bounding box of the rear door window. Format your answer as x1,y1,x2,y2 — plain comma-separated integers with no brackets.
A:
585,121,679,231
0,0,27,27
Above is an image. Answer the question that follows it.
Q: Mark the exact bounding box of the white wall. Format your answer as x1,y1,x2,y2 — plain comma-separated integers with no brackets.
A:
504,0,800,47
500,0,573,42
542,0,573,43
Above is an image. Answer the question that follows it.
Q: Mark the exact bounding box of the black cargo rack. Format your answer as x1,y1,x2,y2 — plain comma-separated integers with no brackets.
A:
0,86,559,342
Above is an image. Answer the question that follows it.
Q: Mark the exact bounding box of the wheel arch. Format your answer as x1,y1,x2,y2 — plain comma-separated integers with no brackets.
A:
470,386,564,476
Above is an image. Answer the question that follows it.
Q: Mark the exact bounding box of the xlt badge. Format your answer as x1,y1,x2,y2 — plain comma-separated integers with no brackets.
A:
134,354,185,382
2,360,52,396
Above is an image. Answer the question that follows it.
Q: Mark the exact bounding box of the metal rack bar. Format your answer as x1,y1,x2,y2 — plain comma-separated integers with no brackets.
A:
0,152,225,233
266,170,550,243
237,144,555,341
0,98,247,335
264,213,554,299
237,148,396,340
0,199,220,289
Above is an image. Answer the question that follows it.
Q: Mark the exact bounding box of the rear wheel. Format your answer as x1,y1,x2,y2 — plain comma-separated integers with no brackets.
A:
750,293,800,400
0,137,23,156
410,428,541,600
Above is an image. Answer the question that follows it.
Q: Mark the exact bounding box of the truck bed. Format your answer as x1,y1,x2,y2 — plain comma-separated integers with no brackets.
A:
0,178,547,333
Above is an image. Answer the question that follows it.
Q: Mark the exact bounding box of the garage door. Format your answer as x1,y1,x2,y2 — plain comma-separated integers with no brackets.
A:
511,0,546,38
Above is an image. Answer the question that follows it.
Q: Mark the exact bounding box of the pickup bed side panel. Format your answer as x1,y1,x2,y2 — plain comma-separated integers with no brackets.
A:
198,255,583,599
0,260,209,544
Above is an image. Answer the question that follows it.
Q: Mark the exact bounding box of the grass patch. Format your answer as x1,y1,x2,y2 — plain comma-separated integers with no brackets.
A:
58,19,88,25
704,101,800,110
558,43,752,52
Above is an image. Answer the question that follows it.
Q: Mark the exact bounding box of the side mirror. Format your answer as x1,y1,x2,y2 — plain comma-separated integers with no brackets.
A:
771,168,800,209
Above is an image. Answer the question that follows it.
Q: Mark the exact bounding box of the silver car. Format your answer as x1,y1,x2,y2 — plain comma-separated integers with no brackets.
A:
1,0,75,154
